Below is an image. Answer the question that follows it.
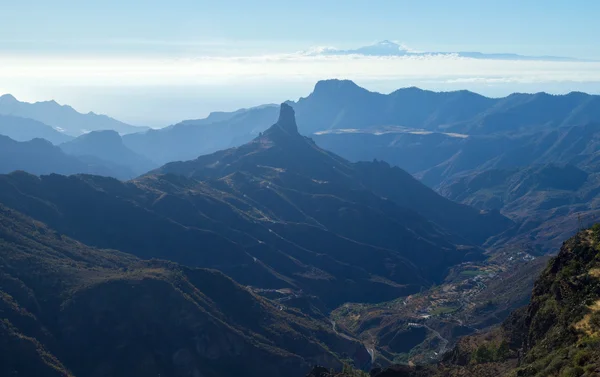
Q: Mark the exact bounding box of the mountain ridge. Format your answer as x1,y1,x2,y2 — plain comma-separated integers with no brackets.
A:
0,105,511,311
0,94,148,136
113,80,600,167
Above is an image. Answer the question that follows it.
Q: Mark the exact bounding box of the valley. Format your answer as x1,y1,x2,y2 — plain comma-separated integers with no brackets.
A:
4,2,600,375
329,246,548,365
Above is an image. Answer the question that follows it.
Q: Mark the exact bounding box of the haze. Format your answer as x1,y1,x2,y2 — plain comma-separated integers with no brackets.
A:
2,0,600,126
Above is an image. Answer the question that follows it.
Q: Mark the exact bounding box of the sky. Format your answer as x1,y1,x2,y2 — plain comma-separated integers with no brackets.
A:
2,0,600,126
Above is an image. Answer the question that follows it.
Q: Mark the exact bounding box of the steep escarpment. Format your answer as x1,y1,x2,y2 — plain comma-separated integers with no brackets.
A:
439,227,600,376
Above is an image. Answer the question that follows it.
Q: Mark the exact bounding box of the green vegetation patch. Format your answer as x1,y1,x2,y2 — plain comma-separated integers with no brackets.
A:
431,305,459,316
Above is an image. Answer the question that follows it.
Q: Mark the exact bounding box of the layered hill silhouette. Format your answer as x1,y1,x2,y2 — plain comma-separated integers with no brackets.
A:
2,92,598,376
156,103,512,244
0,135,133,179
123,104,279,164
295,81,600,135
60,130,157,176
0,114,73,144
8,81,600,193
0,93,147,136
5,82,596,255
0,104,511,310
110,81,600,182
0,104,519,376
321,121,600,189
0,204,369,377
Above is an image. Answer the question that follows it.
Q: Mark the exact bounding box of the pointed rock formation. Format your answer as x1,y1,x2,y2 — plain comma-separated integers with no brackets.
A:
263,103,300,139
278,103,298,132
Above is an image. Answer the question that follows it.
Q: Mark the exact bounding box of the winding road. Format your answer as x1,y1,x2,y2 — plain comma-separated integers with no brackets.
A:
331,320,375,364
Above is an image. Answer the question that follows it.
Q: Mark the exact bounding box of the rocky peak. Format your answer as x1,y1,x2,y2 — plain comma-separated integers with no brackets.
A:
256,103,304,146
276,103,298,133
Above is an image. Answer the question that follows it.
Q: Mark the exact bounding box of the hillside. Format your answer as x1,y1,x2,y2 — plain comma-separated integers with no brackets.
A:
437,164,600,252
0,203,370,377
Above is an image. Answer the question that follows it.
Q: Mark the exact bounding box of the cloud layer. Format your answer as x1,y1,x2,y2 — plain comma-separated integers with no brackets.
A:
2,44,600,125
2,52,600,87
301,40,587,62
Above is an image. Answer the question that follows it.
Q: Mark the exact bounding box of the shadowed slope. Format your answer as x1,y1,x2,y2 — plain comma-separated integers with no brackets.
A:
0,204,369,377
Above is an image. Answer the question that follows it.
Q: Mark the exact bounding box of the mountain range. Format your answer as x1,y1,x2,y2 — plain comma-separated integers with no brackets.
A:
5,80,600,256
0,103,520,376
0,105,511,308
1,85,600,375
4,80,600,254
0,94,147,136
0,114,73,144
118,82,600,253
110,80,600,169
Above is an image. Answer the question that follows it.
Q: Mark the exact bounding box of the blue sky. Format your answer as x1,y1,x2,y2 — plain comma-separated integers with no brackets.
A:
1,0,600,125
3,0,600,58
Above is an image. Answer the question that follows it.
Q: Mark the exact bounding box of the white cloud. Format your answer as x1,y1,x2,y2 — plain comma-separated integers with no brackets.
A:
2,53,600,88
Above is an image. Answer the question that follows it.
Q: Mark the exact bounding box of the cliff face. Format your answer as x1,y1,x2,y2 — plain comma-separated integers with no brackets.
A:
516,228,600,376
439,227,600,377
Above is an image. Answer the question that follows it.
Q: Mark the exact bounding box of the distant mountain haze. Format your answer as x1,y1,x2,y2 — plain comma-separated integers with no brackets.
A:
0,105,512,311
155,103,512,245
4,81,599,255
60,130,157,176
0,114,73,144
7,81,600,172
0,134,133,179
123,105,279,164
0,93,148,136
115,80,600,168
2,87,598,376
